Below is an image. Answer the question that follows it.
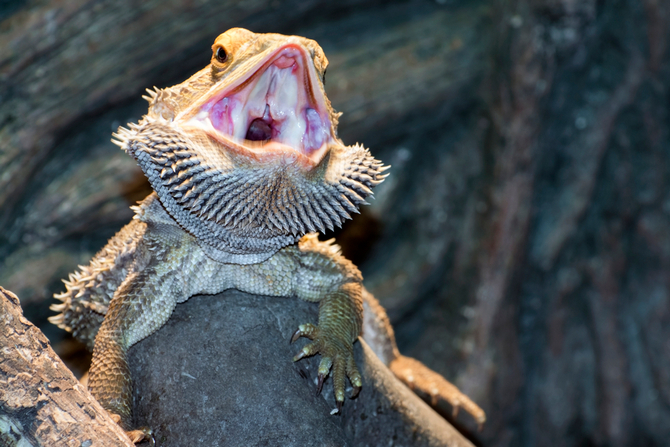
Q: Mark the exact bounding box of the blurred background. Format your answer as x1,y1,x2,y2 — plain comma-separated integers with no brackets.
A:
1,0,669,445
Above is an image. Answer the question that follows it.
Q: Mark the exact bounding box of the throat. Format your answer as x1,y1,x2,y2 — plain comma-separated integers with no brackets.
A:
245,105,273,141
246,118,272,141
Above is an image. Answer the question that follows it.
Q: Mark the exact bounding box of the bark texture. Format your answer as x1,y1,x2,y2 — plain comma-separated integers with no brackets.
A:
0,287,134,447
1,0,669,446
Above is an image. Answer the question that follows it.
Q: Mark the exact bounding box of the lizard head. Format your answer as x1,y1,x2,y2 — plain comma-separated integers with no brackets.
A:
169,28,335,170
114,28,388,262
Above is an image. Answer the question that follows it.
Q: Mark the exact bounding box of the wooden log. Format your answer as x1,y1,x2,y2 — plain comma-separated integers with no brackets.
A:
0,287,134,447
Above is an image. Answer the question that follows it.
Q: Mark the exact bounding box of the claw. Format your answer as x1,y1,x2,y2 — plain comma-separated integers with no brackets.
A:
290,328,301,344
351,385,361,399
316,373,325,396
290,323,317,344
125,427,153,445
293,342,320,362
336,400,343,413
293,349,308,362
430,389,438,407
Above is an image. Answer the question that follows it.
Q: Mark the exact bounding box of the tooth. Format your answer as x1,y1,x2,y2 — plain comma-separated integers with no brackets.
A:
195,108,209,122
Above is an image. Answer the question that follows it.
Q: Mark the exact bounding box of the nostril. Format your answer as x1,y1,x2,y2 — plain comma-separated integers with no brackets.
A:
246,118,272,141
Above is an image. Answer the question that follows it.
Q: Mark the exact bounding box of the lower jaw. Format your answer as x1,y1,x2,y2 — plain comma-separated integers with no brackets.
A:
208,130,327,169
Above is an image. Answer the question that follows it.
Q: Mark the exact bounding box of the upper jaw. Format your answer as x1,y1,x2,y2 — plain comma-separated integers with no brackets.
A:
179,44,333,168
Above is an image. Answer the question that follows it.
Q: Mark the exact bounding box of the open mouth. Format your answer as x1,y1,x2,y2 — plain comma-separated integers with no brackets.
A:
187,46,332,165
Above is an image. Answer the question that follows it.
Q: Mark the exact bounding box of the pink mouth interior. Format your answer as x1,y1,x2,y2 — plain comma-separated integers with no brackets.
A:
198,48,330,157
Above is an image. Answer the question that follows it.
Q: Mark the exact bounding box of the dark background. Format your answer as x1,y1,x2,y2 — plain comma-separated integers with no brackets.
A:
2,0,669,446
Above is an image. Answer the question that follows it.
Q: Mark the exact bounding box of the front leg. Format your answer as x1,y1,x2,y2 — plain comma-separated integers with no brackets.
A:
228,234,365,410
285,235,365,410
88,229,188,442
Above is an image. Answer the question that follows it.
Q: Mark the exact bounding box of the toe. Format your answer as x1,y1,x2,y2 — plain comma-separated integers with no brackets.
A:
125,427,153,445
331,356,347,404
293,341,322,361
318,356,333,376
346,354,362,392
315,357,333,395
290,323,318,343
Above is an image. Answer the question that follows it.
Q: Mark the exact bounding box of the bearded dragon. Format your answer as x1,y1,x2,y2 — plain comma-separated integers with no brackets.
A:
50,28,484,443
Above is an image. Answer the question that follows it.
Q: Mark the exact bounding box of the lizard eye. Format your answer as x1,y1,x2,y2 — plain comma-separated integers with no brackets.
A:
215,46,228,63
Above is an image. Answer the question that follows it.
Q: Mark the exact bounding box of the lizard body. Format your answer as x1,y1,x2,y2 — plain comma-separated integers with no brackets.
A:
50,28,484,442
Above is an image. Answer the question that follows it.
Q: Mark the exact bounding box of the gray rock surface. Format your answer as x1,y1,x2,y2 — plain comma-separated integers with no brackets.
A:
129,290,472,447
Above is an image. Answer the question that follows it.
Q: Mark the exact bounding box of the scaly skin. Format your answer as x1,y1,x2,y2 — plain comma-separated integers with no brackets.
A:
51,28,485,441
84,194,364,435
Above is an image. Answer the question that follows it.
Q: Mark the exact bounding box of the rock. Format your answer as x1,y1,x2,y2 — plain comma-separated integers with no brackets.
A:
129,290,472,447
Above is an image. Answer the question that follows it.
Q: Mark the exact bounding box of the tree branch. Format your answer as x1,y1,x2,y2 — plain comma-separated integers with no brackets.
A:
0,287,134,447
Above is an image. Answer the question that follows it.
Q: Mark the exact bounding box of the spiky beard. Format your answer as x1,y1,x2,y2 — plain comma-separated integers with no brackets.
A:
114,116,387,264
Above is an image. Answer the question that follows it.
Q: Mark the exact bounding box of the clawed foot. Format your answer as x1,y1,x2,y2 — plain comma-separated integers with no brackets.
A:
110,413,154,445
126,428,154,446
389,355,486,430
126,427,156,447
291,323,362,411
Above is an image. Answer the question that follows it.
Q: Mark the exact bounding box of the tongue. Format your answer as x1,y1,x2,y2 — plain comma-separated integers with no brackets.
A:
246,118,272,141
